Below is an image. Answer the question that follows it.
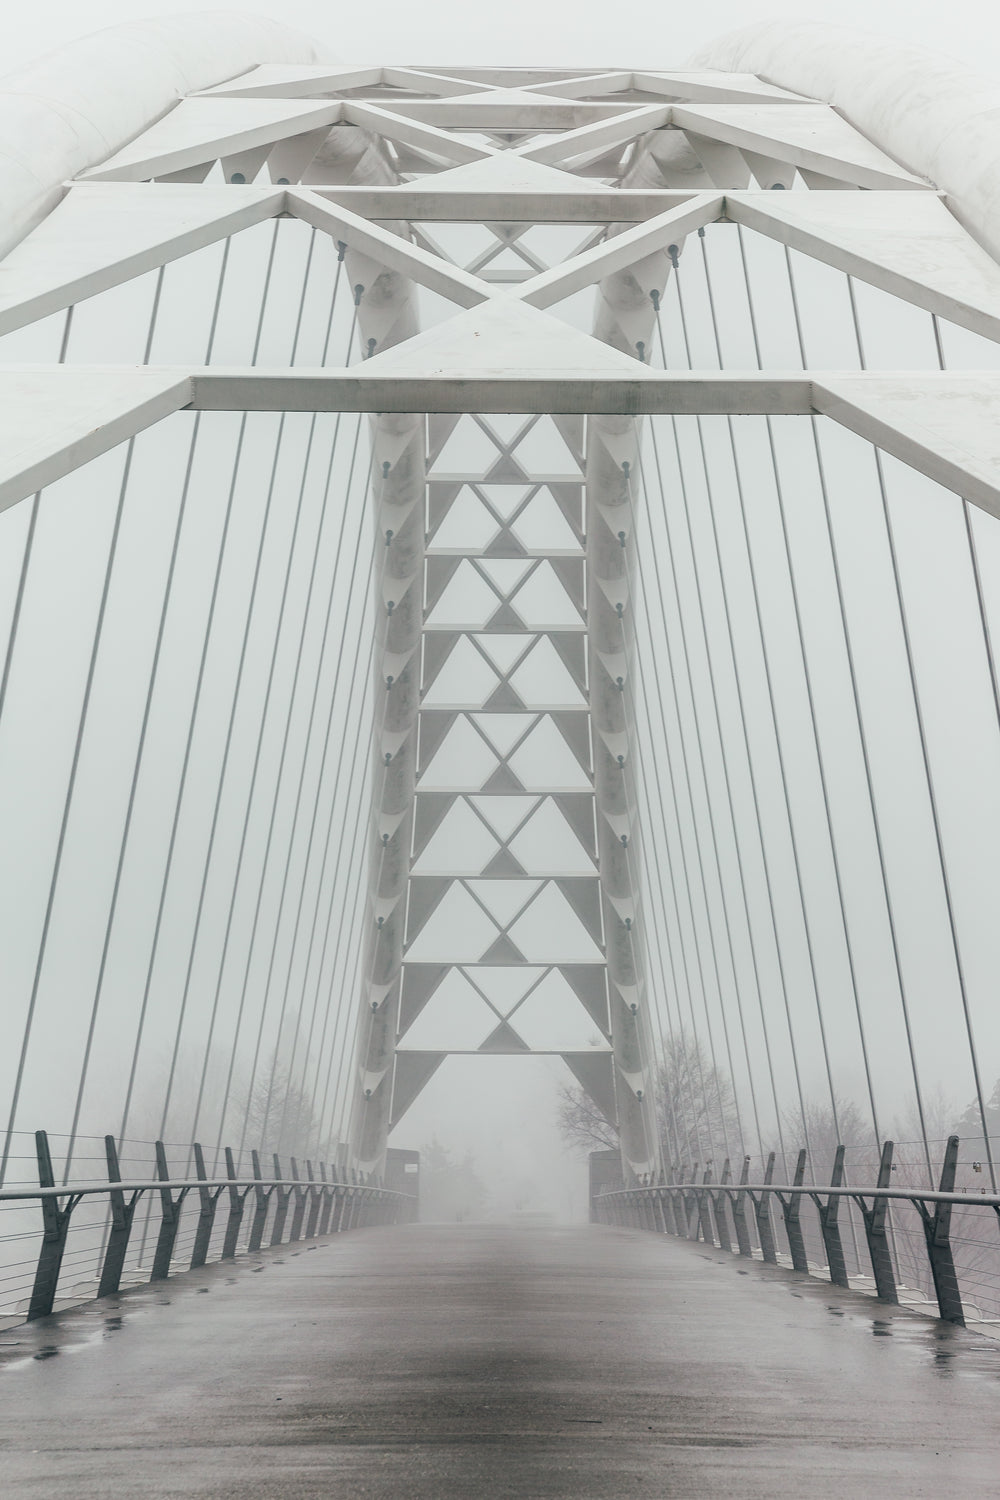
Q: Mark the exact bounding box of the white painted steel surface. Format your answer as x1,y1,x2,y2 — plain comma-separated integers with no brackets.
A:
0,14,319,256
695,21,1000,260
3,19,1000,1188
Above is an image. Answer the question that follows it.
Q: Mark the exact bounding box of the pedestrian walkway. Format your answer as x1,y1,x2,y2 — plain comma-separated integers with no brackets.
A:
1,1223,998,1497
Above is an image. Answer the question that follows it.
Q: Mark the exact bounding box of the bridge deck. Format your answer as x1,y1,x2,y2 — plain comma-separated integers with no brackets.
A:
1,1224,998,1497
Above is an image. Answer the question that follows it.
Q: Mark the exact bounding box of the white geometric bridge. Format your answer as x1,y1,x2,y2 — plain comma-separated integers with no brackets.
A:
1,15,1000,1496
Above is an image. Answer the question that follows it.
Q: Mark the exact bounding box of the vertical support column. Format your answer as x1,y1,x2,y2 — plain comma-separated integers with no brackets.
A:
317,1164,334,1235
917,1135,965,1326
730,1155,754,1258
330,1171,348,1233
660,1168,680,1236
713,1159,733,1253
682,1165,699,1238
288,1156,307,1242
749,1152,777,1264
28,1131,81,1320
586,241,677,1183
220,1147,247,1260
811,1145,850,1289
190,1143,222,1269
247,1149,273,1252
98,1135,140,1298
778,1149,810,1274
651,1174,668,1233
855,1140,898,1304
269,1153,292,1246
304,1160,322,1239
150,1142,189,1282
698,1166,716,1246
586,422,660,1181
345,247,424,1178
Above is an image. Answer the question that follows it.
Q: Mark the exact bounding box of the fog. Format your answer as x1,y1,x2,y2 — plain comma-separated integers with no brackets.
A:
0,1,999,80
2,5,1000,1256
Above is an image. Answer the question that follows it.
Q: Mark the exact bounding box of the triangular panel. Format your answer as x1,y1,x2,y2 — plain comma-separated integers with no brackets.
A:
390,1051,447,1127
561,1052,618,1125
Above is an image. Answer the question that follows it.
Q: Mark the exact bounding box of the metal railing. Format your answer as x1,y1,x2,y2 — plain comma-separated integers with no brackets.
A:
594,1136,1000,1328
0,1130,416,1323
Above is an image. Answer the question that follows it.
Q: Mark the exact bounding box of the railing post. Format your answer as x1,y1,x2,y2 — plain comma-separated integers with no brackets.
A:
776,1149,810,1274
730,1155,753,1258
683,1164,699,1239
854,1140,898,1304
713,1159,733,1253
317,1164,335,1236
269,1154,292,1246
346,1170,361,1230
698,1167,715,1246
810,1144,849,1289
748,1152,777,1264
221,1147,248,1259
27,1131,82,1320
190,1143,223,1269
288,1157,307,1242
247,1150,273,1252
150,1142,189,1282
660,1167,680,1236
98,1135,141,1298
915,1135,964,1326
650,1172,668,1233
330,1169,348,1233
304,1160,322,1239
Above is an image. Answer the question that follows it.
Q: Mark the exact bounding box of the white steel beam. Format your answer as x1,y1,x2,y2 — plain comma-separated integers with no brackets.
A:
198,64,384,97
286,190,493,308
0,184,284,335
343,103,497,165
515,107,671,167
81,98,344,182
305,185,700,221
726,191,1000,344
670,102,927,190
514,195,723,309
0,368,191,513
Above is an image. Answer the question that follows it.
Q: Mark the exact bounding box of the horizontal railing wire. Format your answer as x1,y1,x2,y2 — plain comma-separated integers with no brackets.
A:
0,1129,416,1324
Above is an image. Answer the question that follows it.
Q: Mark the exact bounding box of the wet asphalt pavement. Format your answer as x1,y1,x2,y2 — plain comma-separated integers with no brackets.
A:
1,1223,998,1497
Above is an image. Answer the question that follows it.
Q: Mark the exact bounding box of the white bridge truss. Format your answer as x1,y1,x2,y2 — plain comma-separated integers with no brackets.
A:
4,32,1000,1193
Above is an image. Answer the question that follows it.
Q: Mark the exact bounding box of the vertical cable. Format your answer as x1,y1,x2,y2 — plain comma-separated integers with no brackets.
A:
736,232,883,1149
0,309,73,743
118,224,281,1144
1,431,137,1184
157,230,319,1141
847,275,997,1190
659,259,806,1167
184,241,347,1154
232,424,373,1159
61,265,210,1179
266,446,379,1153
784,251,931,1176
634,432,763,1163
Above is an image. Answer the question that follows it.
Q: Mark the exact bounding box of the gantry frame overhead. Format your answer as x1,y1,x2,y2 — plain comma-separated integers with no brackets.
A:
5,20,1000,1181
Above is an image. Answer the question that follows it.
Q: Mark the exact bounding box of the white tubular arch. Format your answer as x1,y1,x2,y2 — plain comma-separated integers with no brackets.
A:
693,21,1000,259
0,13,320,255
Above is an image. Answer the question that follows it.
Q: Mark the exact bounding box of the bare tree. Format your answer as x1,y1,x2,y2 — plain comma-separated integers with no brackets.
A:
555,1080,619,1153
555,1030,741,1172
240,1052,320,1164
769,1095,875,1179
